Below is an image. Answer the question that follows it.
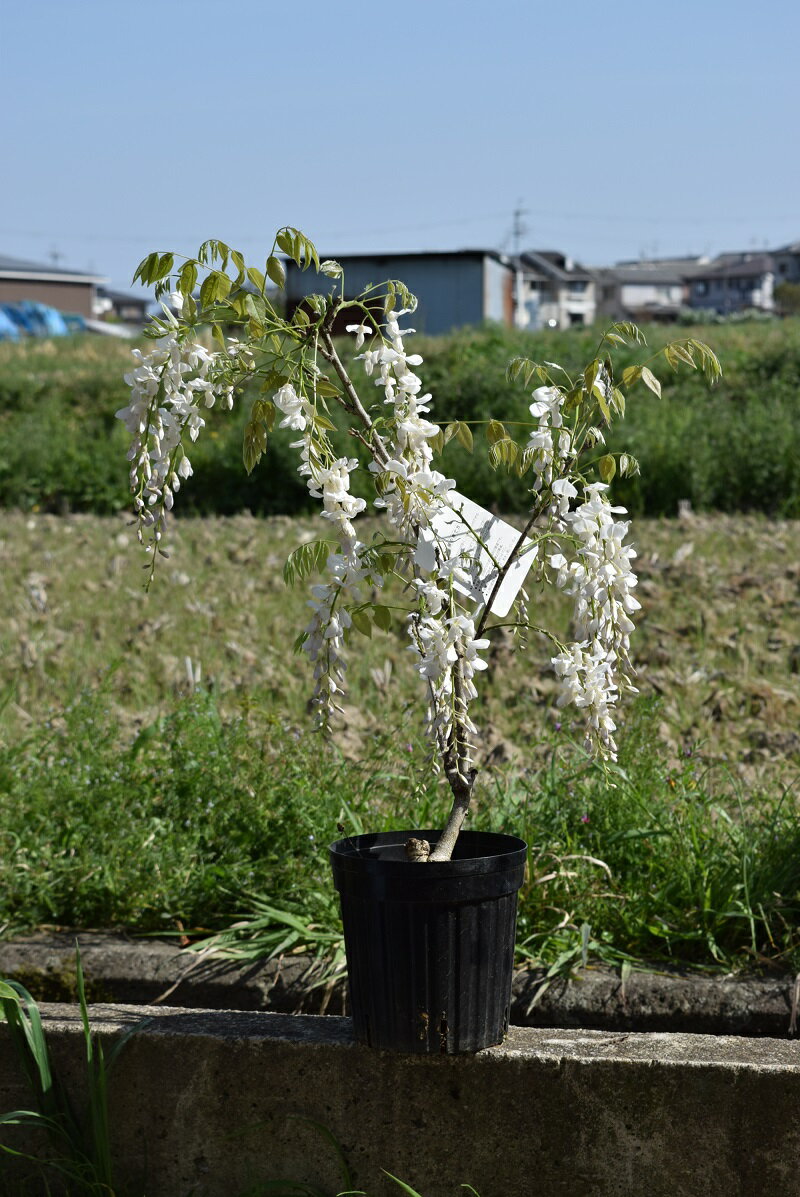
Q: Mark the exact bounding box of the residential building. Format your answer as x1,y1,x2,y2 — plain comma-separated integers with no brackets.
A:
515,251,596,329
688,253,776,314
773,242,800,285
594,257,709,322
284,250,515,336
0,253,106,318
95,286,150,324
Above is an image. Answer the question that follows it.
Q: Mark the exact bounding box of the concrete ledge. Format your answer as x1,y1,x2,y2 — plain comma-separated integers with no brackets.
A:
2,1005,800,1196
1,931,798,1036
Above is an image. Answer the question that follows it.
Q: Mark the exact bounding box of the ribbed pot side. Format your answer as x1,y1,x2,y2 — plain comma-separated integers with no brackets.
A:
329,829,527,1054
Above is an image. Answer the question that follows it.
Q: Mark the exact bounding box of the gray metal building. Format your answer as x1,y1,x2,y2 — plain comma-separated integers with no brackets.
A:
285,250,515,335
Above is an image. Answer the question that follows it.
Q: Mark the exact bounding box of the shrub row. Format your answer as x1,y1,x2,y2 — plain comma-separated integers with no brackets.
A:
1,319,799,517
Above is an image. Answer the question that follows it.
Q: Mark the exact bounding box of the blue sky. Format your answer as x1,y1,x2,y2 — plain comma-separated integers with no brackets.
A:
2,0,798,293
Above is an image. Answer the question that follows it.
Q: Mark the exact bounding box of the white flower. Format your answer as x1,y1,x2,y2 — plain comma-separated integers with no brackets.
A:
346,323,372,350
273,383,308,431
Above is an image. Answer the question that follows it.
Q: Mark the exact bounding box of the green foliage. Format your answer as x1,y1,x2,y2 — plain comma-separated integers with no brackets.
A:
775,282,800,315
3,683,798,975
0,949,145,1194
3,318,800,517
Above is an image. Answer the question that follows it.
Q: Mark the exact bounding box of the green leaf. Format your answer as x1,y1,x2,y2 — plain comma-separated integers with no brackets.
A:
619,452,640,477
293,306,310,327
350,609,372,638
283,539,333,587
266,255,286,289
641,366,662,398
230,249,245,283
382,1171,425,1197
276,229,294,257
455,422,474,452
247,266,266,292
486,420,507,445
622,365,642,387
429,429,445,455
666,341,696,368
312,412,336,431
372,605,392,632
156,252,174,280
178,261,198,296
599,454,617,483
133,252,155,286
243,419,268,474
563,383,584,414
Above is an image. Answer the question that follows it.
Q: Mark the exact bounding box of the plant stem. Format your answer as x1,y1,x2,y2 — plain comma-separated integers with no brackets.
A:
429,661,476,862
319,330,390,468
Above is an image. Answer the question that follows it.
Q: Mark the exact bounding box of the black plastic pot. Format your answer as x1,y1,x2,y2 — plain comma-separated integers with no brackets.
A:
329,829,527,1054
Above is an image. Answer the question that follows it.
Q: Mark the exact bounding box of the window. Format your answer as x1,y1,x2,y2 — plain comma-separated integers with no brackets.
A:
567,280,587,294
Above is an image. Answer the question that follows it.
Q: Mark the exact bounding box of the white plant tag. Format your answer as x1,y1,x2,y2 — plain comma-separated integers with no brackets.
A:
415,491,537,617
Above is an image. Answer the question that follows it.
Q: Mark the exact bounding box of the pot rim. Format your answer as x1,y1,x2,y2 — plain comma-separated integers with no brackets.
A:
329,828,528,879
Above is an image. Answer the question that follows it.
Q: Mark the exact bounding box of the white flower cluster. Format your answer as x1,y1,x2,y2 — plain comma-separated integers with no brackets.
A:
359,310,488,771
274,381,373,728
283,310,489,763
303,549,368,728
526,386,573,492
117,334,232,545
413,611,489,768
362,309,455,537
549,483,640,759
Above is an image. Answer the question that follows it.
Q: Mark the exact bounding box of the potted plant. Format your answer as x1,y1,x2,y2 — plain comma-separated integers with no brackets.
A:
117,228,720,1053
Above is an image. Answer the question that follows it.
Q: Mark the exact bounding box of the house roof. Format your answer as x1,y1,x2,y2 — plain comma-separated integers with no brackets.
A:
693,253,775,281
602,257,708,285
517,250,593,282
0,253,106,284
286,249,511,269
597,265,685,286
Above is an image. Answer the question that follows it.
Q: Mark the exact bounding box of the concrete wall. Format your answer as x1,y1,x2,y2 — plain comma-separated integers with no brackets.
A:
2,1006,800,1197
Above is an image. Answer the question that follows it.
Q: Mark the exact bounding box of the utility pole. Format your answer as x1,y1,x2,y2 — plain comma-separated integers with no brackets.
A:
511,202,529,329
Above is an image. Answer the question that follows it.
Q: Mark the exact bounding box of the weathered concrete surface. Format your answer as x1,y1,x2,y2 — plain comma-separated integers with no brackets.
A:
1,1006,800,1197
1,931,798,1036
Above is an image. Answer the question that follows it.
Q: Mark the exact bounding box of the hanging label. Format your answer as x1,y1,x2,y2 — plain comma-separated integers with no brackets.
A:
415,491,537,617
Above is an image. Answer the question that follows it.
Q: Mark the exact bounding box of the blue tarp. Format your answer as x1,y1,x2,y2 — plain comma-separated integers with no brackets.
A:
0,308,20,340
0,300,72,338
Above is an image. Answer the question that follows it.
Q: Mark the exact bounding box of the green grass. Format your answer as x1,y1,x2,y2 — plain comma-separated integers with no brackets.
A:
1,682,799,974
1,507,798,973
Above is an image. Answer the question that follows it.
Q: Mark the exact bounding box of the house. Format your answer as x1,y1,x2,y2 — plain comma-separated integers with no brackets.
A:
688,252,776,315
95,286,150,324
772,243,800,285
0,253,106,318
594,257,709,322
284,250,515,336
514,251,597,329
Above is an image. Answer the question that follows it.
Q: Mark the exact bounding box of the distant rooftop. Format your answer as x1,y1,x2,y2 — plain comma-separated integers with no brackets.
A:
0,252,106,283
